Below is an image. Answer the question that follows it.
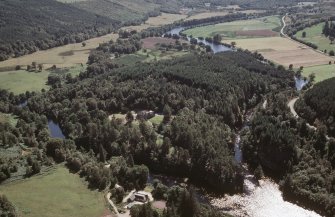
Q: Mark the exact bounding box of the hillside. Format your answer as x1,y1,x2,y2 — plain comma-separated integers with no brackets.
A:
0,0,120,61
295,77,335,137
70,0,161,25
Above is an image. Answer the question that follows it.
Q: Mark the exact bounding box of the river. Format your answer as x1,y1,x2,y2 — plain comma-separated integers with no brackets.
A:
209,111,322,217
165,27,231,54
48,120,65,139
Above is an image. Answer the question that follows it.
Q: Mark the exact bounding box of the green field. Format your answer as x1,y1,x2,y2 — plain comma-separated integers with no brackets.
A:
303,64,335,83
0,166,106,217
148,115,164,125
0,113,18,127
0,65,84,94
113,49,188,66
295,23,335,53
182,15,281,39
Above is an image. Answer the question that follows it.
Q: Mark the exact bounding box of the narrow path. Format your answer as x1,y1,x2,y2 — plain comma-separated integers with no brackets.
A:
288,97,332,140
262,99,268,109
287,97,299,118
106,192,120,216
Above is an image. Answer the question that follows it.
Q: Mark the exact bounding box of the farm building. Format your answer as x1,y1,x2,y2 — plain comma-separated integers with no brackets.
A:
136,110,155,120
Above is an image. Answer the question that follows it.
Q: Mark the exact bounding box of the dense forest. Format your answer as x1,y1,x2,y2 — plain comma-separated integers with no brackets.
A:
295,77,335,137
243,91,335,217
0,49,293,194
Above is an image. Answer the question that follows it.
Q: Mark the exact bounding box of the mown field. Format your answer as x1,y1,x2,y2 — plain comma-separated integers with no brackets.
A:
224,36,334,67
183,16,281,39
303,64,335,83
0,64,84,94
295,22,335,53
0,166,107,217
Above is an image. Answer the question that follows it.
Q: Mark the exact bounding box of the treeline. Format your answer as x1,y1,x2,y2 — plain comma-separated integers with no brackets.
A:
243,91,335,217
295,77,335,137
323,20,335,38
0,195,17,217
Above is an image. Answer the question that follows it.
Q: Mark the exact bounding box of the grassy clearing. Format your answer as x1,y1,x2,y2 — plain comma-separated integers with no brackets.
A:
295,23,335,53
149,115,164,125
0,65,85,94
0,70,50,94
113,49,188,67
303,64,335,83
183,16,281,39
0,113,18,127
0,165,106,217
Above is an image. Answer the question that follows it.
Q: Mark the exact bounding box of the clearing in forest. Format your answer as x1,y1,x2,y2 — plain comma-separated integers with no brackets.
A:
0,64,84,94
0,165,107,217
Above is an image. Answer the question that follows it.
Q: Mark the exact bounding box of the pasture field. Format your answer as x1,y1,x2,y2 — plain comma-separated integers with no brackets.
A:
0,64,85,94
224,37,334,67
295,22,335,53
302,64,335,83
0,166,107,217
183,16,281,39
141,37,179,49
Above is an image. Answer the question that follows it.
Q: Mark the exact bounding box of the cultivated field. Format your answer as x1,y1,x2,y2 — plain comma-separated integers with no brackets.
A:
0,166,107,217
185,9,265,21
0,64,84,94
295,22,335,53
224,37,334,67
141,37,182,49
183,16,281,39
303,64,335,83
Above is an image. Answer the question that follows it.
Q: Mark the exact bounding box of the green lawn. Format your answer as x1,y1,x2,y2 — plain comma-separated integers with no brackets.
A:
0,166,106,217
182,15,281,39
0,64,84,94
303,64,335,83
0,113,18,127
149,115,164,125
295,22,335,53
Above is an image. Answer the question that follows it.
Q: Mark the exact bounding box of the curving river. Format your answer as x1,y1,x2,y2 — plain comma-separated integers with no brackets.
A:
164,27,231,54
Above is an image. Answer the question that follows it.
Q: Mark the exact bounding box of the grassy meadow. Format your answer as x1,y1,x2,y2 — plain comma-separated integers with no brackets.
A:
0,113,18,127
0,166,107,217
303,64,335,83
0,65,85,94
182,16,281,39
295,22,335,53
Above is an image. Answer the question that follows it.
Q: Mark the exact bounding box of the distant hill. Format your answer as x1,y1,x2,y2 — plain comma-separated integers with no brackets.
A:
0,0,167,61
